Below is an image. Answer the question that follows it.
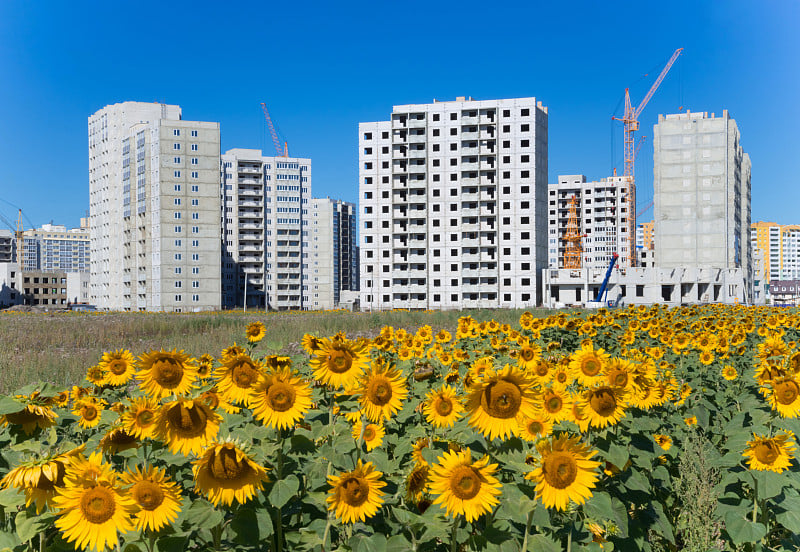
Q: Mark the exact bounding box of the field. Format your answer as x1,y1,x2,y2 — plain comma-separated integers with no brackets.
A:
0,304,798,552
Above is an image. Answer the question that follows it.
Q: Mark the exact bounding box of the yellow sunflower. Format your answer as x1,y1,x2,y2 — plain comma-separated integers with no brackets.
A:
99,427,139,455
120,465,182,532
405,464,430,505
121,398,159,439
196,354,215,379
74,398,106,430
684,415,698,427
568,344,609,387
517,415,553,441
310,337,371,389
0,403,57,435
301,334,324,355
525,433,601,511
137,349,198,399
62,451,117,488
550,366,572,389
327,460,386,524
0,445,84,513
423,385,464,428
578,386,627,429
85,365,105,386
428,449,501,522
465,365,538,441
517,343,542,370
245,321,266,343
214,352,264,406
220,343,246,362
605,358,635,391
155,399,222,457
764,376,800,418
721,365,738,381
698,351,715,365
355,364,408,423
53,479,136,552
351,420,385,451
539,387,572,424
98,349,137,387
743,433,796,473
193,441,270,507
653,434,672,451
250,368,313,430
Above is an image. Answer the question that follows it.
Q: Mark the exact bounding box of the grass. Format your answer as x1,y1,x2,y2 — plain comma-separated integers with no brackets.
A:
0,308,546,394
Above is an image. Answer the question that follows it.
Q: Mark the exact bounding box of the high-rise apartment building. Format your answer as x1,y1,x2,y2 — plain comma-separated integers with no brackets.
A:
751,221,800,281
310,198,359,309
220,149,311,310
0,230,13,263
547,174,634,270
359,96,548,310
88,102,221,311
20,220,90,272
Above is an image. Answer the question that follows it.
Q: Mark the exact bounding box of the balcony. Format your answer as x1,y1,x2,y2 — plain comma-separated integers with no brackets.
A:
239,222,263,230
408,149,426,159
408,118,427,129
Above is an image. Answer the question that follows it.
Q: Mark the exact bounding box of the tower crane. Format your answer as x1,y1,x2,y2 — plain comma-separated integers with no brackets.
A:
613,47,683,268
563,195,584,269
260,103,289,157
15,209,24,268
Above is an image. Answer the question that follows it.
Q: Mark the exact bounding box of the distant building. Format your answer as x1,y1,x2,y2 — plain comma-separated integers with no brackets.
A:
20,219,90,272
653,110,752,301
0,263,89,309
311,198,359,309
547,174,634,270
0,230,13,263
636,221,655,267
359,96,548,310
751,221,800,282
89,102,221,311
770,280,800,306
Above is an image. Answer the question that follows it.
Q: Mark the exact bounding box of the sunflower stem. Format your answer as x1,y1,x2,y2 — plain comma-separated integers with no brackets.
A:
752,476,758,525
521,509,533,552
566,524,572,552
275,431,285,552
449,516,459,552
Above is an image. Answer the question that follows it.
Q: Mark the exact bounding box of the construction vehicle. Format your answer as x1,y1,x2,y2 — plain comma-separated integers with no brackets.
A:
585,253,619,309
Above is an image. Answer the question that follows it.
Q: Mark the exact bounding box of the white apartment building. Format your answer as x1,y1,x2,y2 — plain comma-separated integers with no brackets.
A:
20,220,90,273
653,110,752,301
751,221,800,281
547,174,633,270
359,96,548,310
220,150,311,310
310,198,359,309
0,230,13,263
88,102,221,311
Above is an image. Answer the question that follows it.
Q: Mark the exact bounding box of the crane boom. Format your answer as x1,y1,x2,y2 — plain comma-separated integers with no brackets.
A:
634,48,684,120
15,209,24,268
260,103,289,157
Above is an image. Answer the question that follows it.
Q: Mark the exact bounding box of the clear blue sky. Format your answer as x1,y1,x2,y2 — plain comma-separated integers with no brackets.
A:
1,1,798,229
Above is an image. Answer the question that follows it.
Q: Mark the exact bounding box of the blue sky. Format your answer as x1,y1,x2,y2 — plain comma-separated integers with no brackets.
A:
0,1,798,229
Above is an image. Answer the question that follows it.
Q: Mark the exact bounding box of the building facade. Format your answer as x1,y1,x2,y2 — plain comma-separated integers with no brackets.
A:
89,102,221,311
547,174,634,270
220,150,311,310
751,221,800,282
653,110,752,300
359,96,548,310
0,230,13,263
20,220,90,272
310,198,359,309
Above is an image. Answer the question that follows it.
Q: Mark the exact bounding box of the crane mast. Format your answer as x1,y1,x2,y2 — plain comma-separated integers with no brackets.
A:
260,103,289,157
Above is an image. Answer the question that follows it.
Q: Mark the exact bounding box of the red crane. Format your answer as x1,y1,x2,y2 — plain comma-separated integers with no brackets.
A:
260,103,289,157
613,48,683,267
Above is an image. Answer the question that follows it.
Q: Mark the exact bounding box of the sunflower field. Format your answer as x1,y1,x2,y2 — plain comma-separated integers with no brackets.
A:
0,304,799,552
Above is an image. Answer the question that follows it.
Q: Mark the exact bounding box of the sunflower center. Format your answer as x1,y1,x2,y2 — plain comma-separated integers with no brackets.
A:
362,426,376,441
754,441,779,465
542,451,578,489
534,363,549,377
556,372,568,384
581,357,601,377
83,406,99,421
341,476,370,507
367,376,393,406
79,486,117,524
528,420,544,435
232,361,259,389
481,379,522,419
521,348,535,362
435,397,453,416
136,409,155,427
109,360,128,376
152,358,184,389
210,447,250,481
166,403,209,438
110,429,137,445
609,370,628,387
588,389,617,417
266,382,296,412
774,380,799,405
133,480,165,511
327,350,353,374
544,394,563,414
449,465,481,500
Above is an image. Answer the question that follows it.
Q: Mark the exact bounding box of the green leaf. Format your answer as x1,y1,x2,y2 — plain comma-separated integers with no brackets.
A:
526,534,562,552
182,498,224,528
15,511,54,543
230,507,259,544
605,443,629,470
350,534,387,552
290,434,316,455
386,535,412,552
724,511,767,545
256,508,274,537
584,491,613,519
609,497,629,538
773,495,800,532
268,475,299,509
155,535,187,552
0,397,22,416
123,544,142,552
0,532,19,551
0,488,24,508
751,470,789,499
623,470,650,493
648,502,674,544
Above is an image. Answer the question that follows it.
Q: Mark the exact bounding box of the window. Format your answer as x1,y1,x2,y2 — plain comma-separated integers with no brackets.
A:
174,184,181,192
174,212,181,219
521,108,530,116
173,156,181,164
192,240,199,247
521,140,529,147
192,254,199,261
174,239,182,246
175,295,182,301
191,130,198,137
173,129,180,136
192,212,199,220
433,114,440,121
175,254,182,260
192,267,200,274
174,170,181,177
191,185,199,192
192,226,199,233
450,113,457,120
175,267,182,274
191,199,199,206
521,124,529,132
173,143,181,150
191,171,198,179
174,198,181,205
191,144,198,151
192,294,199,302
191,158,198,165
364,132,372,140
174,226,182,233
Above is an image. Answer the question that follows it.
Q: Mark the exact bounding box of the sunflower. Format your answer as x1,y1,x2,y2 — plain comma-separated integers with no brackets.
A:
243,321,266,343
428,449,501,522
569,344,609,387
120,465,182,532
579,386,627,429
423,385,464,428
605,358,635,391
435,329,452,344
525,433,601,511
698,351,715,365
310,337,371,389
465,365,538,441
539,387,572,424
470,356,495,382
121,398,159,439
74,398,106,430
193,441,270,507
1,403,57,435
156,398,222,456
196,354,215,379
517,344,542,370
653,434,673,451
86,365,105,386
63,451,117,488
0,445,84,513
355,364,408,422
53,478,136,552
250,368,312,430
214,353,263,406
764,376,800,418
684,415,698,427
743,433,796,473
99,427,139,455
757,334,789,360
98,349,137,387
220,343,246,362
327,460,386,524
137,349,198,399
405,464,430,505
721,365,738,381
351,420,385,451
412,439,431,467
550,366,572,389
301,334,324,355
517,415,553,441
200,390,241,415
